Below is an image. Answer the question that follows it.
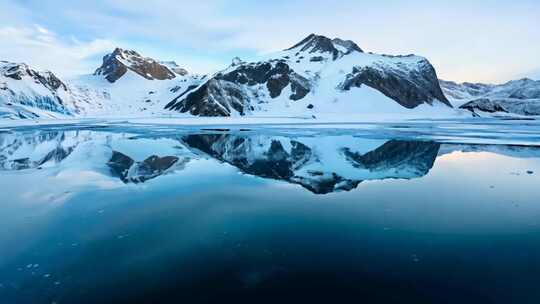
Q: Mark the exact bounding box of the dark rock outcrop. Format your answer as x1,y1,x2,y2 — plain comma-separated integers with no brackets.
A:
459,98,507,114
166,79,250,116
218,60,309,99
340,63,452,109
286,34,363,60
94,48,177,83
459,98,540,116
165,60,311,116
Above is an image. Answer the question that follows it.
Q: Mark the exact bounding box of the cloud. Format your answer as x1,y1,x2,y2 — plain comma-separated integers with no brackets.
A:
0,25,116,77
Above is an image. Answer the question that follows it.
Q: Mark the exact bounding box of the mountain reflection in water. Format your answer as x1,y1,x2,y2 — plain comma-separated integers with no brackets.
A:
1,128,540,303
0,130,448,194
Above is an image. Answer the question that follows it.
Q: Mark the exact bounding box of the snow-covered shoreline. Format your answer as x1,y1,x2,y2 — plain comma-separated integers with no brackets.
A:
1,115,539,146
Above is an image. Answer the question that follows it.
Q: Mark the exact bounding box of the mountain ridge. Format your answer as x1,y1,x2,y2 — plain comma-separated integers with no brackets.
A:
165,34,452,117
440,78,540,116
94,48,179,83
3,33,539,120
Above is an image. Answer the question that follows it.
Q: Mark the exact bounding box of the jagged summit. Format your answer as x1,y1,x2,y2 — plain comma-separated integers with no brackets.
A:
1,61,66,92
286,34,363,60
165,33,450,117
94,47,178,83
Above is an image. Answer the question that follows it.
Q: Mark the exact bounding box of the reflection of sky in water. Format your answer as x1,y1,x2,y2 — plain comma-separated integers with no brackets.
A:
1,130,540,303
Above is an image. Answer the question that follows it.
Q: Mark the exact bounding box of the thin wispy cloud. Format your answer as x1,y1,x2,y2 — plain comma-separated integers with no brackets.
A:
0,25,116,77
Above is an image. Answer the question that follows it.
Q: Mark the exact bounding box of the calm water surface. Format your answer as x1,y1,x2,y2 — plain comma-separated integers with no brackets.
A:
1,127,540,303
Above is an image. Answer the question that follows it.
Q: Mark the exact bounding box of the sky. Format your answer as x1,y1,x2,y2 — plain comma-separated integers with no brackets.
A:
0,0,538,83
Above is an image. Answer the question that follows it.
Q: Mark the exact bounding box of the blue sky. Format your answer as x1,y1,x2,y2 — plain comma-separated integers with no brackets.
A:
1,0,539,82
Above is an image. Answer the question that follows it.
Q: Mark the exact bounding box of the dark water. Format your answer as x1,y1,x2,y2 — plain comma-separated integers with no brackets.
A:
1,128,540,303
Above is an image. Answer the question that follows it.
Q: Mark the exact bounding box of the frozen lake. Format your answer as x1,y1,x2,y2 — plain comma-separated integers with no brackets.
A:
1,122,540,303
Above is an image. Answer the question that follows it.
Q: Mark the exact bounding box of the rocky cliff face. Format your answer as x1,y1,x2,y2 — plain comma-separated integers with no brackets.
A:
166,34,451,117
339,58,450,109
459,98,540,116
94,48,178,83
441,78,540,116
165,60,311,116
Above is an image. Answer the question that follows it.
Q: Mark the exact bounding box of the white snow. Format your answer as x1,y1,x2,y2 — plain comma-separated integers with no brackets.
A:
194,44,457,119
1,37,537,123
441,78,540,116
66,70,202,117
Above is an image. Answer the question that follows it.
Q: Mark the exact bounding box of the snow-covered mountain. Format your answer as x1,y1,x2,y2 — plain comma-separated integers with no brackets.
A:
165,34,452,117
70,48,202,117
0,49,203,119
94,48,177,83
440,78,540,116
0,61,75,119
15,35,540,121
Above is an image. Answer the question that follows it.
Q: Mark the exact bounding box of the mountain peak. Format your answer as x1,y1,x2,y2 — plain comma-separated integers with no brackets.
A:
1,60,66,91
286,34,363,59
94,47,177,83
1,60,71,119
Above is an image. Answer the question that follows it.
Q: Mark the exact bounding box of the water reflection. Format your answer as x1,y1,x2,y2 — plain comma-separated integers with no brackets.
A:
182,134,441,194
0,130,450,194
1,129,540,303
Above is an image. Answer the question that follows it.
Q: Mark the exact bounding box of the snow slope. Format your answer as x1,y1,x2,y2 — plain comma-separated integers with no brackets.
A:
166,34,453,118
68,71,202,117
0,61,74,119
1,49,203,119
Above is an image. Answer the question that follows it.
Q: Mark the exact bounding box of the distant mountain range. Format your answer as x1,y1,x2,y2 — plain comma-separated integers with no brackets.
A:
1,34,539,120
440,78,540,116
